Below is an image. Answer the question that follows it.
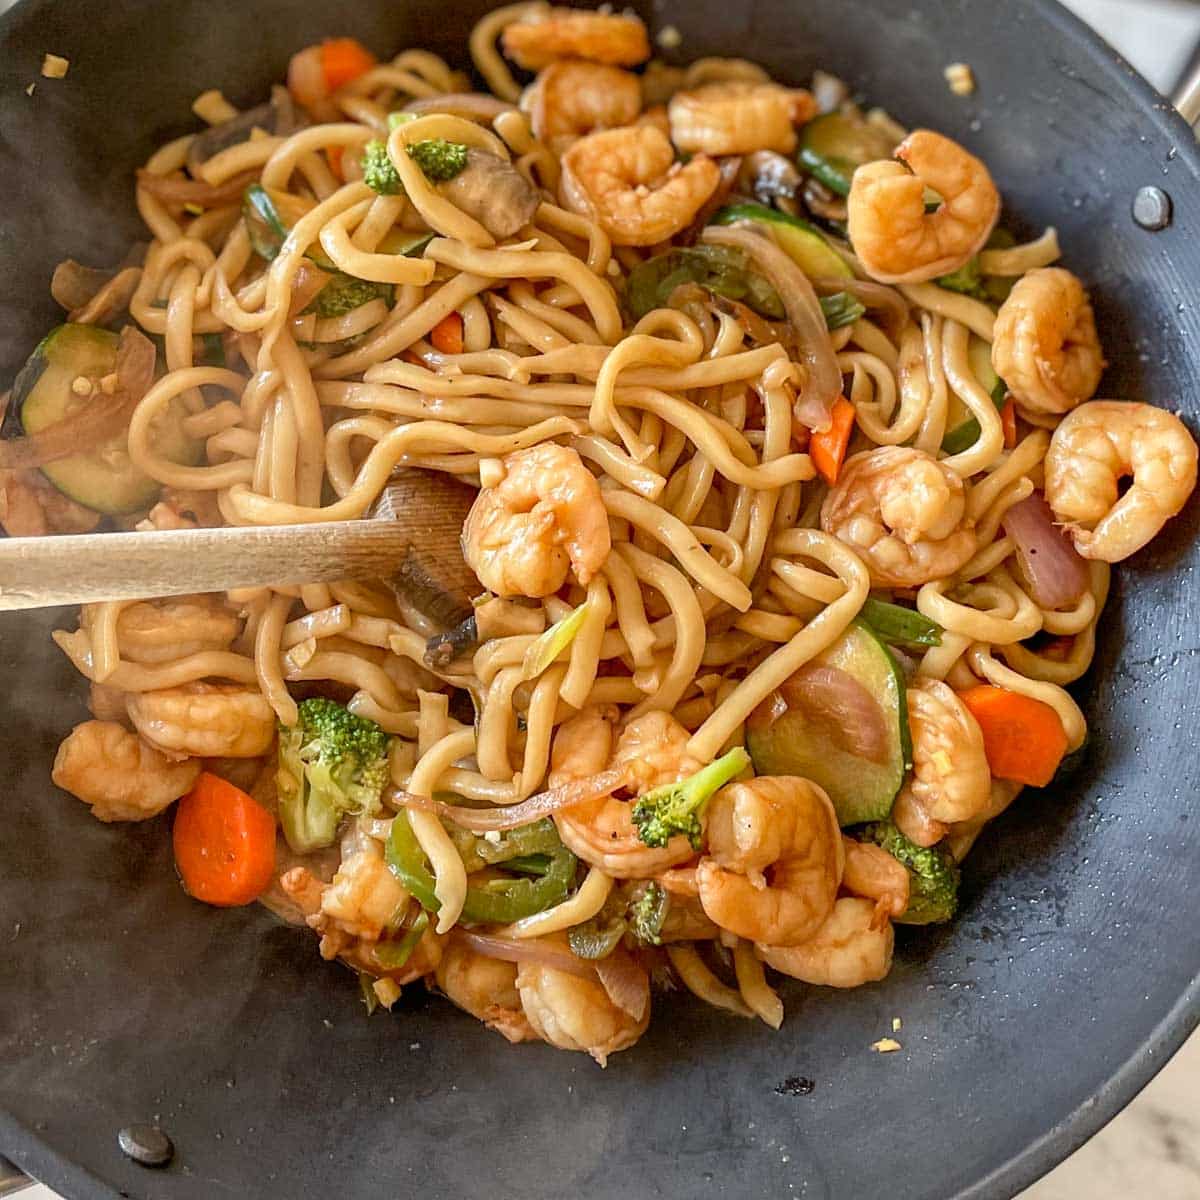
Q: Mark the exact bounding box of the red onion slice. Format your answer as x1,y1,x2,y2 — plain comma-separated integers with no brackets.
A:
1002,492,1090,610
454,931,597,981
595,949,650,1022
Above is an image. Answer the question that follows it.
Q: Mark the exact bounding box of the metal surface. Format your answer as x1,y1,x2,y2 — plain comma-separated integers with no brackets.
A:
1174,40,1200,125
0,2,1198,1200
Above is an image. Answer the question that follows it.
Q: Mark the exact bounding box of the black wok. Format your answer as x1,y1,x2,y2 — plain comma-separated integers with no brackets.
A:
1,2,1198,1197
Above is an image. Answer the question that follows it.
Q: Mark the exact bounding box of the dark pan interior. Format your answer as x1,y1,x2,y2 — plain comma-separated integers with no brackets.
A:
1,2,1198,1198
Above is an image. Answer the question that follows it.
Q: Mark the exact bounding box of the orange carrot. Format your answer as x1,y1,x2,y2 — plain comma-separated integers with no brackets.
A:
958,685,1069,787
326,144,345,181
1001,398,1018,449
810,397,856,485
319,38,377,93
173,772,276,907
430,311,465,355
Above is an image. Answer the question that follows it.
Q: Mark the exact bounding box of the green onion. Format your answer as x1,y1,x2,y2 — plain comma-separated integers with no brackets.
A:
858,600,942,648
359,973,379,1015
521,600,589,681
819,291,866,331
374,911,430,969
385,809,442,912
936,257,985,298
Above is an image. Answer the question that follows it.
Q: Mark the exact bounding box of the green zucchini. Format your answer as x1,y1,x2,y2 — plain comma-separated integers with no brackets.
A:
13,324,199,514
305,274,394,319
242,184,318,262
710,203,852,279
941,335,1007,455
798,113,897,197
746,621,910,826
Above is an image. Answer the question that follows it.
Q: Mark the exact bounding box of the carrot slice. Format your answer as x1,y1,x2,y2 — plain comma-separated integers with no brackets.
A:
809,397,856,486
958,685,1068,788
173,772,276,907
319,38,377,93
430,311,465,355
1001,398,1018,450
326,144,345,181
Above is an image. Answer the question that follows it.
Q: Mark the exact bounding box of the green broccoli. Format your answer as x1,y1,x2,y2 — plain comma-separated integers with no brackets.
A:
631,746,751,850
628,881,668,945
935,256,986,299
277,698,391,853
360,137,470,195
860,820,960,925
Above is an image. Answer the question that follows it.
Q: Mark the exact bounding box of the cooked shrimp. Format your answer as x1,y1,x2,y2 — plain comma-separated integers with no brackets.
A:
551,709,700,877
435,939,536,1043
560,125,721,246
52,719,200,822
516,933,649,1065
668,80,816,156
758,897,894,988
1044,400,1198,562
847,129,1000,283
463,442,611,597
892,679,992,847
841,837,909,926
319,848,410,942
697,776,844,946
136,487,223,531
0,469,100,537
992,268,1104,415
502,7,651,70
820,446,978,587
525,61,642,149
117,595,241,664
126,682,276,759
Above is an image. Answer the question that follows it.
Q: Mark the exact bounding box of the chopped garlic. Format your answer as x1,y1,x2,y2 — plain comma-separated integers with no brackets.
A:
483,830,503,845
872,1037,902,1053
657,25,682,49
931,749,953,775
41,53,69,79
71,375,93,397
944,63,975,97
373,977,402,1008
25,82,35,97
98,372,118,395
892,1016,902,1033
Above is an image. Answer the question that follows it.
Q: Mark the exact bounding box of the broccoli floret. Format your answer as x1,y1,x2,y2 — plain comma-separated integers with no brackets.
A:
631,746,751,850
406,138,469,182
277,698,391,853
935,257,987,299
628,882,668,945
860,820,960,925
360,137,470,195
361,140,402,195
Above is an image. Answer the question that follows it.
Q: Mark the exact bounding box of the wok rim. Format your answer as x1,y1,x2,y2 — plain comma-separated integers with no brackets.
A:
0,0,1197,1197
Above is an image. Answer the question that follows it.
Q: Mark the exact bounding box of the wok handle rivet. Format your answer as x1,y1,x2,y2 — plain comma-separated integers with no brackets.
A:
117,1124,174,1168
1132,186,1172,230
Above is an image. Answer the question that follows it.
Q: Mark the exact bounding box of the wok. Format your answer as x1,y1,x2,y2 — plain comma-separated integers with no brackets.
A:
1,2,1198,1197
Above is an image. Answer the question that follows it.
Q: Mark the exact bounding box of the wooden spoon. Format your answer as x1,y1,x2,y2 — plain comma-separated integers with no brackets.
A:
0,469,480,619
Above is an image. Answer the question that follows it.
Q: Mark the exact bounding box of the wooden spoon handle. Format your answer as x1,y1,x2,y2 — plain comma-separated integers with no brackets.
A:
0,521,413,609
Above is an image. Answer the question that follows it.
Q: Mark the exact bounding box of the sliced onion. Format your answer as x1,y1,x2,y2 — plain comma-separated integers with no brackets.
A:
0,326,156,471
51,260,115,311
288,260,333,318
403,93,517,122
703,224,840,431
454,930,597,981
595,948,650,1022
387,766,628,833
780,664,891,764
812,275,909,339
1002,492,1090,610
136,167,259,207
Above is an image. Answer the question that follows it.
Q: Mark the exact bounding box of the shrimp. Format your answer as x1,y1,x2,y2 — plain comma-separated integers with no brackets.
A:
126,681,276,759
516,933,649,1065
116,595,241,664
501,8,651,70
463,442,611,597
560,125,721,247
551,709,701,877
841,836,909,927
992,268,1104,415
435,939,536,1043
0,469,100,536
758,897,894,988
524,61,642,149
51,719,200,822
820,446,978,587
891,679,992,847
847,129,1000,283
136,487,223,531
1043,400,1198,562
668,81,817,156
697,776,844,946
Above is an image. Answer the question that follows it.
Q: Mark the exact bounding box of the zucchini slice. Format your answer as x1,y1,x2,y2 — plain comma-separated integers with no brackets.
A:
710,203,852,279
941,334,1008,454
746,621,910,826
798,112,898,197
14,324,199,515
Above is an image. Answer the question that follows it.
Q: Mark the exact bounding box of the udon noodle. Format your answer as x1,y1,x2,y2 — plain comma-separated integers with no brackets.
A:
12,4,1194,1064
